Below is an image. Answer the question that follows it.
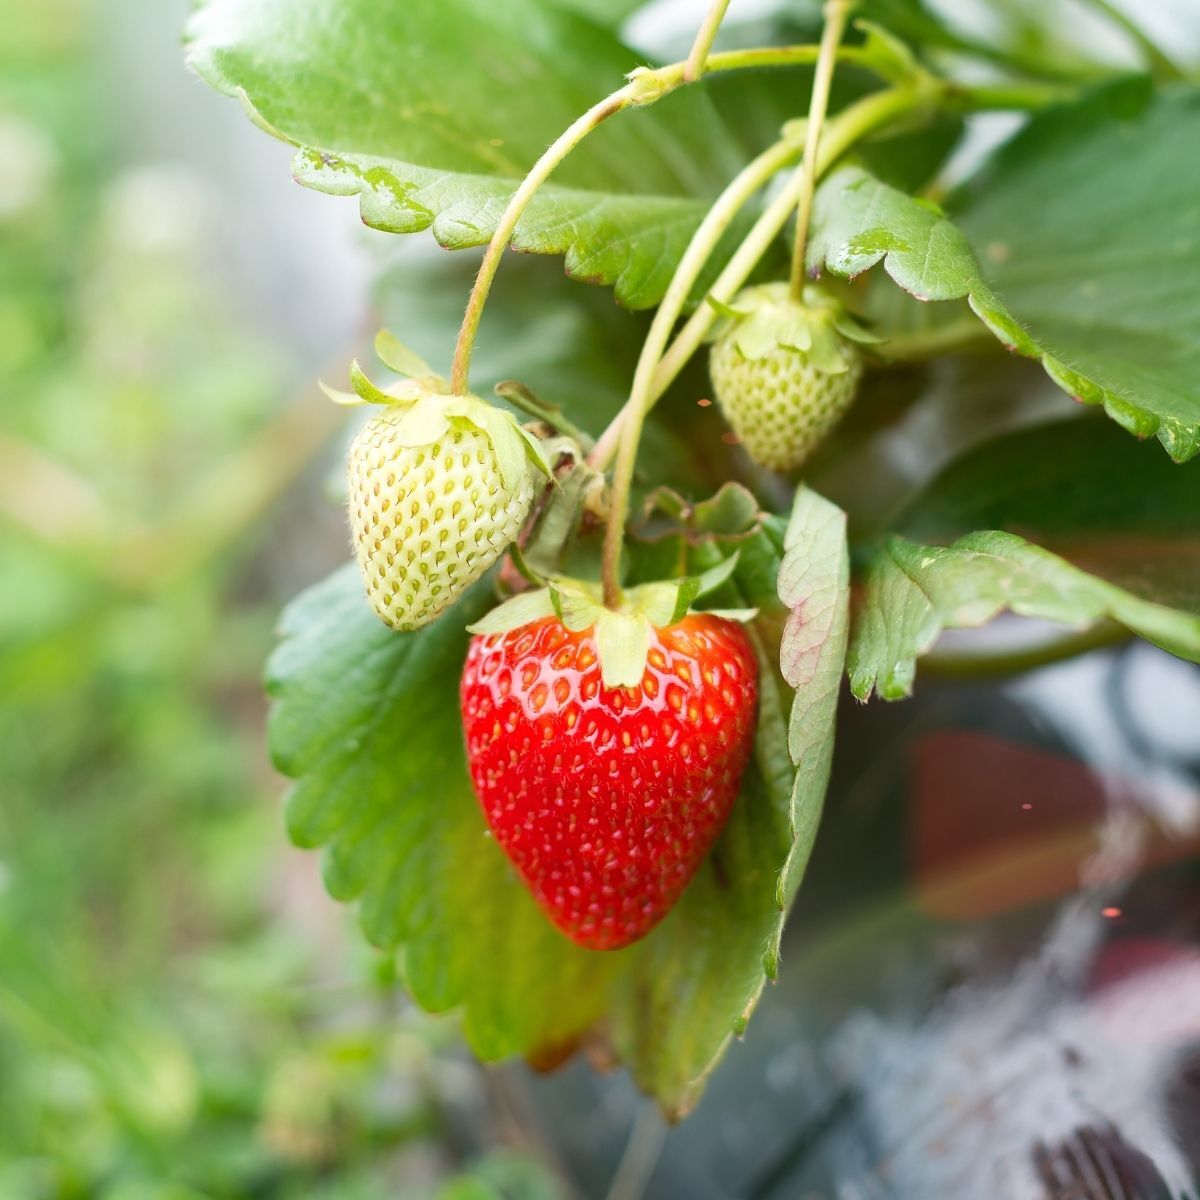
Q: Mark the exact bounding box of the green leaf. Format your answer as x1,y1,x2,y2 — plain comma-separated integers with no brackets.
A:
952,83,1200,461
895,417,1200,612
185,0,754,309
848,532,1200,701
809,84,1200,460
185,0,959,310
266,568,617,1058
268,532,831,1113
773,488,849,944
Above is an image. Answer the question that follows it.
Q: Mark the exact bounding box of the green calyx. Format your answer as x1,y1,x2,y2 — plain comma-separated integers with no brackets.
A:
467,554,756,688
709,280,879,374
321,330,552,492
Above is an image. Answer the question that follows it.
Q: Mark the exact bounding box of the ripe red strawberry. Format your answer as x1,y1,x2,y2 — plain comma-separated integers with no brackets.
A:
460,613,758,951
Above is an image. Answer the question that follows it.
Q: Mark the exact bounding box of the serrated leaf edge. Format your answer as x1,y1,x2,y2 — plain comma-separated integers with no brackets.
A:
810,164,1200,462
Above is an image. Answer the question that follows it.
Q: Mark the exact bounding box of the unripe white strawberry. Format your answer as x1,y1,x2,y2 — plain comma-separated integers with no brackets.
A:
709,282,874,472
347,385,548,631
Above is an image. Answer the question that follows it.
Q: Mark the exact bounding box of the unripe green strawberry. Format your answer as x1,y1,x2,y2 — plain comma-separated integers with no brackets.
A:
347,386,548,631
709,282,874,472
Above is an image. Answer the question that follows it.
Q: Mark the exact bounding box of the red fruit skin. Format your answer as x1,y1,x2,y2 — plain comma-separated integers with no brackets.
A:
460,614,758,951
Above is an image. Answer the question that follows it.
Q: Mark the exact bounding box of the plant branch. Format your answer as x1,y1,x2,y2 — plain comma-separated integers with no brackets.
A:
590,71,1084,470
597,131,807,604
789,0,853,299
450,84,635,394
592,83,931,474
684,0,732,82
447,43,893,396
942,78,1078,112
870,318,999,363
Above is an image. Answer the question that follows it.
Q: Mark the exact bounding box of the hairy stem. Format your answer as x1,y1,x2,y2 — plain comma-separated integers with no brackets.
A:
684,0,732,82
590,72,1080,471
789,0,853,299
447,43,889,396
598,131,807,604
450,84,635,394
593,83,929,474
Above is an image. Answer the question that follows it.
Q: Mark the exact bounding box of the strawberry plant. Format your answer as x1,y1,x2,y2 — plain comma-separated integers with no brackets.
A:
186,0,1200,1116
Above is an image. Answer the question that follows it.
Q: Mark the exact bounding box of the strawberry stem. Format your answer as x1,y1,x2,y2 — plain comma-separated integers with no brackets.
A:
591,82,931,473
683,0,732,83
597,131,808,605
450,85,634,395
446,44,887,398
788,0,854,301
588,72,1081,471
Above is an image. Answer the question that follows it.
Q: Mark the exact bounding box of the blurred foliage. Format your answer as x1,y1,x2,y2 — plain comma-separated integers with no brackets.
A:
0,1,565,1195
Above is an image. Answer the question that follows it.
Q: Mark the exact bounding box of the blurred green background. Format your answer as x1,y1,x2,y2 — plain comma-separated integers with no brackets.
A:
4,1,1199,1197
0,0,566,1195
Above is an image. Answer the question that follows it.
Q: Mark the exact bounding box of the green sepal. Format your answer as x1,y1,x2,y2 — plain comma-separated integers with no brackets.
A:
494,380,593,449
705,293,752,321
445,394,553,494
373,329,441,382
704,607,759,622
593,610,651,689
630,583,680,629
549,579,605,634
466,552,755,689
387,394,451,446
669,553,742,623
319,380,368,407
465,588,556,636
713,281,872,375
335,353,553,488
350,359,415,406
833,313,885,345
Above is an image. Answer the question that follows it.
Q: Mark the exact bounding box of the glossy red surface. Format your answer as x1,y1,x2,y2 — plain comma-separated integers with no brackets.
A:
460,614,758,950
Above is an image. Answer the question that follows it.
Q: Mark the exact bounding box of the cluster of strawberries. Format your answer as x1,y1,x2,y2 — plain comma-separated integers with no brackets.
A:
346,284,863,949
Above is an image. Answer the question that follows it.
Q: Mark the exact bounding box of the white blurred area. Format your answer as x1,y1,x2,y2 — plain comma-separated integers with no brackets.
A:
97,0,372,379
629,0,1200,63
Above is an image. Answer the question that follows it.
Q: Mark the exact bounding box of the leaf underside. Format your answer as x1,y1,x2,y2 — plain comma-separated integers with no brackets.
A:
848,530,1200,701
896,417,1200,612
849,417,1200,698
